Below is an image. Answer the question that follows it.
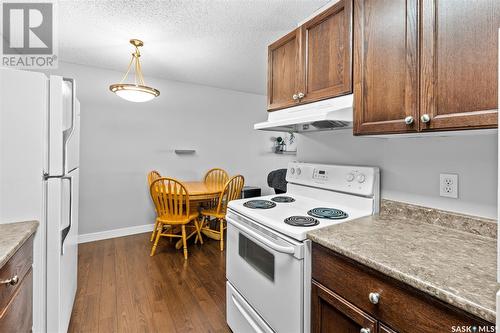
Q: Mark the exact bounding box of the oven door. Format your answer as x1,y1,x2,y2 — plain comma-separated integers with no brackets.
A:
226,210,305,333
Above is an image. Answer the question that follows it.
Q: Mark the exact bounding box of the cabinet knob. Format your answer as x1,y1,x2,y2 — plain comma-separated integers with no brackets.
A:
420,114,431,123
368,292,380,304
404,116,414,125
1,275,19,286
298,92,305,99
292,94,299,101
360,328,371,333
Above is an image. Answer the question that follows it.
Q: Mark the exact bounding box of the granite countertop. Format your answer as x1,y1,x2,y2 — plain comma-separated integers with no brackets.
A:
0,221,39,268
307,200,499,323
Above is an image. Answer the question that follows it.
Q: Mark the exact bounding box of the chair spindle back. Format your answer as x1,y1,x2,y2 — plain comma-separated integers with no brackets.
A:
216,175,245,215
150,178,190,220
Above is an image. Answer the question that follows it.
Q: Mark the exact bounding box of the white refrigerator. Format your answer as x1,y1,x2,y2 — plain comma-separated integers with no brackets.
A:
0,68,80,332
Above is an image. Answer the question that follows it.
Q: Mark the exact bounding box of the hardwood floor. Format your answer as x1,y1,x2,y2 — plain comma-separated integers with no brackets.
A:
68,232,230,333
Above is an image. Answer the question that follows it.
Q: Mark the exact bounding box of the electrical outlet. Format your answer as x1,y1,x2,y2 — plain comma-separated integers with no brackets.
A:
440,173,458,198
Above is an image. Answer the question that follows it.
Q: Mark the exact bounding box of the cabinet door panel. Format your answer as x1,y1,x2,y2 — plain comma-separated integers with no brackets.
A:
268,29,300,111
353,0,418,134
301,0,353,104
312,280,377,333
420,0,500,131
379,323,398,333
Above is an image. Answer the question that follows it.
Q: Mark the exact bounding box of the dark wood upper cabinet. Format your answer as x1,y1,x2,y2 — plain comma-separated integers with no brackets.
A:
354,0,499,135
353,0,419,135
268,29,301,111
312,280,377,333
420,0,500,131
267,0,353,111
300,0,353,105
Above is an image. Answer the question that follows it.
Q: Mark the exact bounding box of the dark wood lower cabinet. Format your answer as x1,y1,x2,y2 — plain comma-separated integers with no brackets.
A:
379,323,397,333
0,236,33,332
312,280,377,333
311,243,493,333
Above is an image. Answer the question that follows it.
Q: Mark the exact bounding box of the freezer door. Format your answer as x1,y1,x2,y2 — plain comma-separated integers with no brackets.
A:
66,99,80,172
48,76,78,176
46,168,79,333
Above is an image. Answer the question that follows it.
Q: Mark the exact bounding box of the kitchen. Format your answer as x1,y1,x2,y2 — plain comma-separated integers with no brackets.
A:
0,0,499,332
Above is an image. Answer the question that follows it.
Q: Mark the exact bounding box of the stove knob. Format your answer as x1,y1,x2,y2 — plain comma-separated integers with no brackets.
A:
290,168,295,175
357,174,366,183
296,168,302,175
346,173,355,182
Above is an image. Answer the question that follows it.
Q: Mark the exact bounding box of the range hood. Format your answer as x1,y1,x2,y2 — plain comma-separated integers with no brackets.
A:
254,94,353,132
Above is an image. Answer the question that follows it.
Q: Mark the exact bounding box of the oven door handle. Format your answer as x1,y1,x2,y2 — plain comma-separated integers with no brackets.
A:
227,216,296,255
231,295,266,333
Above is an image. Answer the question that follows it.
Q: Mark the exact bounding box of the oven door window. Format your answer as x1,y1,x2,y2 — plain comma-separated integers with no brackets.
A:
238,233,275,282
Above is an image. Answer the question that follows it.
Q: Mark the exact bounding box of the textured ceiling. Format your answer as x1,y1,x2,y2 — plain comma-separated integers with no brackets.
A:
58,0,329,95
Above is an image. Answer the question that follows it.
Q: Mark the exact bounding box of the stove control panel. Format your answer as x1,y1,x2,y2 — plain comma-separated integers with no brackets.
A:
313,168,328,180
286,162,380,197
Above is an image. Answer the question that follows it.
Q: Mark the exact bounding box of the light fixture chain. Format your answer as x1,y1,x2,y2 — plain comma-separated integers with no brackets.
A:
136,57,145,85
120,54,135,84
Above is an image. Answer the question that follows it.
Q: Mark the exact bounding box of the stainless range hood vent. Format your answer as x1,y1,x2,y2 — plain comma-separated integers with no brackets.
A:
254,94,353,133
311,120,350,129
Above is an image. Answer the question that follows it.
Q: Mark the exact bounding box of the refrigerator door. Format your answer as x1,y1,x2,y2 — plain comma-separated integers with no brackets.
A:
48,76,78,176
46,168,79,333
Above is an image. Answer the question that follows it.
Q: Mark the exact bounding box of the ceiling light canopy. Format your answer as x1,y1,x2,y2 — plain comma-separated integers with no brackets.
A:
109,39,160,102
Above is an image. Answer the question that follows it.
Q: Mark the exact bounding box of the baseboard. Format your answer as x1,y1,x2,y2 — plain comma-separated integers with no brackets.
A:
78,223,154,244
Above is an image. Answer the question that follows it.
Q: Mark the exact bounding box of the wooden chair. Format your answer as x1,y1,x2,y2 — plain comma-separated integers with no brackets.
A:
204,168,229,191
198,175,244,251
147,170,163,242
149,177,203,259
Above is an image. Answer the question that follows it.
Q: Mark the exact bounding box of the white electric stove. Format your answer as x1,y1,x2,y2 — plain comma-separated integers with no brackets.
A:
225,162,380,333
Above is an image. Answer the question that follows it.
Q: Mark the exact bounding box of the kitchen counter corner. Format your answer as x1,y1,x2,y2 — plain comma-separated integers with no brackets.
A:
307,200,499,323
0,221,39,268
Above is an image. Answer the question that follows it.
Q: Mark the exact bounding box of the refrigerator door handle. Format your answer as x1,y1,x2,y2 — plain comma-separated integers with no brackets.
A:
62,77,76,174
61,175,72,255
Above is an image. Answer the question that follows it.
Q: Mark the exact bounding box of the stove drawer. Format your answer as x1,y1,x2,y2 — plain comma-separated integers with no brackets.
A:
226,282,274,333
312,243,491,332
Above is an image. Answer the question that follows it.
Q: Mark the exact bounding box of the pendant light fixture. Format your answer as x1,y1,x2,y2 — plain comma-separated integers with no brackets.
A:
109,39,160,102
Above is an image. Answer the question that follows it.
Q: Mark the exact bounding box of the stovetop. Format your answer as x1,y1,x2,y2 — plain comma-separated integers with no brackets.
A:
228,192,374,241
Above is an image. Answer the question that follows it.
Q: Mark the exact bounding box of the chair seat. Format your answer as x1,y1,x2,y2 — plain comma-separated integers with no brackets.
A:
200,208,226,219
157,211,199,224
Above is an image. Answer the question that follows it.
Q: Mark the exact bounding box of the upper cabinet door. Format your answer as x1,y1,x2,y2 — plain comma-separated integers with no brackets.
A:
268,29,301,111
353,0,419,135
420,0,500,131
300,0,353,104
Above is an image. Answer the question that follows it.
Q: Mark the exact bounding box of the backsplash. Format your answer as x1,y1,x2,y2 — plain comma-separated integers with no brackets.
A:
297,130,498,219
380,199,496,238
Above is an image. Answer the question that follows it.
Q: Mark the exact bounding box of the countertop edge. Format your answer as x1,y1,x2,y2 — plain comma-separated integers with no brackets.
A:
0,221,39,269
307,233,496,323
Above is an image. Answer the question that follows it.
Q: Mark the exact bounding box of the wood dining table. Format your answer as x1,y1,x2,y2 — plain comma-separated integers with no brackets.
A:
183,181,222,201
172,181,223,249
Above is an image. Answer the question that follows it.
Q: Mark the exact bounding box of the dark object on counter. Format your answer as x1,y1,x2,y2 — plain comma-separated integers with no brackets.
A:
241,186,261,198
267,169,287,194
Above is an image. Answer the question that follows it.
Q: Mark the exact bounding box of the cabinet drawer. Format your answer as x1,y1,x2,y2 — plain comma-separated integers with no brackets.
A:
312,243,491,332
0,268,33,333
0,235,33,311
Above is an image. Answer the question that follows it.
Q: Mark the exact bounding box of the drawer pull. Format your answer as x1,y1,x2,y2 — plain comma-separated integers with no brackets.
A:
1,275,19,286
368,292,380,304
360,328,371,333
